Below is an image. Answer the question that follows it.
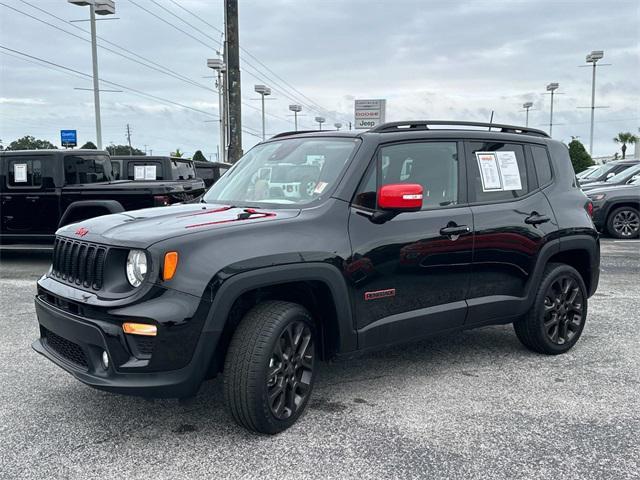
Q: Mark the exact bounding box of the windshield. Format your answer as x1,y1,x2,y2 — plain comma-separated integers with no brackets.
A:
606,163,640,183
171,159,196,180
583,163,615,180
203,137,360,206
576,166,597,178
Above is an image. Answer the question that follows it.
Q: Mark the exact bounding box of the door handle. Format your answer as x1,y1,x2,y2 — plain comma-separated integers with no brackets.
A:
524,212,550,226
440,225,471,238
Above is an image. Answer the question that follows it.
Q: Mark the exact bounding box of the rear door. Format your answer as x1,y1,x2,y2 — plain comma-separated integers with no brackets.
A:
1,155,59,235
464,140,558,325
347,140,474,349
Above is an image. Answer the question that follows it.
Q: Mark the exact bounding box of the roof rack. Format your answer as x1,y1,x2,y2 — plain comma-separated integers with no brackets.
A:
369,120,550,138
270,130,323,139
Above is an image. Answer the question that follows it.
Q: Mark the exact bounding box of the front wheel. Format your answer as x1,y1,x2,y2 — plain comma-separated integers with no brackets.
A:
223,301,316,434
606,206,640,239
514,263,587,355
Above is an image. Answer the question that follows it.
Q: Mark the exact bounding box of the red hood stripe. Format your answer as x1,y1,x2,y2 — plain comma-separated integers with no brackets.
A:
185,212,276,229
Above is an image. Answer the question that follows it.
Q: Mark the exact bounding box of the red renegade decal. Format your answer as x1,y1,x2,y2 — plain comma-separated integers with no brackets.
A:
364,288,396,301
74,227,89,237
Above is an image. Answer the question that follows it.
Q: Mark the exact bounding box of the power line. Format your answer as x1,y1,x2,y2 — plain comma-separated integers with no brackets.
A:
165,0,349,124
4,1,286,128
144,0,346,124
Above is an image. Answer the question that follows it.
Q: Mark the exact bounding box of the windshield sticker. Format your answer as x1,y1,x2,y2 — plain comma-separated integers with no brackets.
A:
475,152,502,191
14,163,28,183
496,151,522,191
134,165,145,180
313,181,328,195
144,165,157,180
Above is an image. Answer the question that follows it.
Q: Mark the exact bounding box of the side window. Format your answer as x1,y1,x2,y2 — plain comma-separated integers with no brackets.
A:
64,155,112,184
353,141,459,210
531,145,553,186
127,161,162,180
467,142,529,202
7,159,43,188
111,161,121,180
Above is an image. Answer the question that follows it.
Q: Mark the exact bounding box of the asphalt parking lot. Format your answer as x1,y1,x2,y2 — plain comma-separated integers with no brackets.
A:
0,239,638,479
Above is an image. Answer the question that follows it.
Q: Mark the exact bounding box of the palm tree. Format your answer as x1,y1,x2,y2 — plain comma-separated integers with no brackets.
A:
171,148,184,158
613,132,639,159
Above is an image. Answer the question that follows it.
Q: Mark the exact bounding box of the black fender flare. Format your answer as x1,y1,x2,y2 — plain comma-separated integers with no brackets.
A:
202,262,357,353
58,200,125,227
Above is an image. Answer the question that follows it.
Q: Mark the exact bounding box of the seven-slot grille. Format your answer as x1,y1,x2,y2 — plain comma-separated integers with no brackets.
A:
52,237,107,290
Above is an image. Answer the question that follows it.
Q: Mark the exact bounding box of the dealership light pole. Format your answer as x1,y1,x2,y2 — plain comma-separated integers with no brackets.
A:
581,50,608,155
207,58,226,162
334,122,342,131
315,116,325,130
522,102,533,127
254,85,271,141
546,82,559,137
68,0,115,150
289,104,302,131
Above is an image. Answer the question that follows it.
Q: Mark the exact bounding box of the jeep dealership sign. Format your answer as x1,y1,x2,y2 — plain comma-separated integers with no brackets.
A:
354,99,386,129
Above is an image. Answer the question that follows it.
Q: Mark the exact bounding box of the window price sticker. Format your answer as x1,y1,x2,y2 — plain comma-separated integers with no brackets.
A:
14,164,28,183
476,152,502,191
475,151,522,192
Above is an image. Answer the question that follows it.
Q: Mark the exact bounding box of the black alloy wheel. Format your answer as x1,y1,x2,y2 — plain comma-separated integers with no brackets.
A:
224,301,317,434
609,207,640,239
266,321,314,420
542,276,584,345
514,263,588,355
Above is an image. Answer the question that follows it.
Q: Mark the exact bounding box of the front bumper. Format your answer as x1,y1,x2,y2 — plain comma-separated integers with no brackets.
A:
33,291,219,398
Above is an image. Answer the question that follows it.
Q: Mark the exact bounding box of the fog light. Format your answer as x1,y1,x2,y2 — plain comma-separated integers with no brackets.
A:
102,350,109,369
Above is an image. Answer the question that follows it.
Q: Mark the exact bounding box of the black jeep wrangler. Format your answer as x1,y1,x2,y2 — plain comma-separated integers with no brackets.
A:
0,150,204,245
32,121,600,434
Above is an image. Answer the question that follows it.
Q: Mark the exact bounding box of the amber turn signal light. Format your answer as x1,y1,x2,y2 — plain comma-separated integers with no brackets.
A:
122,323,157,336
163,251,179,281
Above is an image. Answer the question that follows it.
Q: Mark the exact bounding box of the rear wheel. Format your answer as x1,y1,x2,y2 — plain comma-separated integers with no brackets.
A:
223,301,316,434
514,263,587,355
606,206,640,239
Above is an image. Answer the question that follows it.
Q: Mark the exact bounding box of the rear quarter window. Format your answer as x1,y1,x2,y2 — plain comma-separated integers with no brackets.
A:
531,145,553,186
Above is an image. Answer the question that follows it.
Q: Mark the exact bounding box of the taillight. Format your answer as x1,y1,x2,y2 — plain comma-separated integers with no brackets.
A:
586,201,594,218
154,195,171,206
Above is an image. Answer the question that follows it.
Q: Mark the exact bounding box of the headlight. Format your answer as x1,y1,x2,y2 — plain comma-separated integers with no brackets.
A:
588,193,606,201
126,249,147,287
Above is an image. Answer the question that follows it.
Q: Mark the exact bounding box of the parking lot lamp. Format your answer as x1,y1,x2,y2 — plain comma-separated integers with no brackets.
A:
289,104,302,131
334,122,342,131
67,1,115,150
254,85,271,141
546,82,559,137
522,102,533,127
208,58,226,162
315,117,325,130
586,50,604,155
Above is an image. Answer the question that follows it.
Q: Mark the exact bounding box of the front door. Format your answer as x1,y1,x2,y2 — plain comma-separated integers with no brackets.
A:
346,140,473,349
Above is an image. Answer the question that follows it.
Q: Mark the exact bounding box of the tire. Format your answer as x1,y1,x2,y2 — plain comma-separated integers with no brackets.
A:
514,263,588,355
223,301,317,434
606,206,640,239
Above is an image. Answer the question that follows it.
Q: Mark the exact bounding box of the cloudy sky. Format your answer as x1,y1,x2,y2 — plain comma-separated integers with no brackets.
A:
1,0,638,158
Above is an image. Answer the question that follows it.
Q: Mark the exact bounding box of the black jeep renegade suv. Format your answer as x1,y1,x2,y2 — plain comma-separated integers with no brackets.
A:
33,121,600,434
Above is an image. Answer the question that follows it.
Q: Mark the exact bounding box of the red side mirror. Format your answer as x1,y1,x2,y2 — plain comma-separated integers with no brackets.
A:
378,183,423,211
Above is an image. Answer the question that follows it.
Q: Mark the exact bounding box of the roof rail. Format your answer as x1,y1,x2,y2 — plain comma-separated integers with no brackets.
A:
369,120,550,138
270,130,323,139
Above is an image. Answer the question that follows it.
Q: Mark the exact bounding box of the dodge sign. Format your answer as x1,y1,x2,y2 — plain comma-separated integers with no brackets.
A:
354,99,386,129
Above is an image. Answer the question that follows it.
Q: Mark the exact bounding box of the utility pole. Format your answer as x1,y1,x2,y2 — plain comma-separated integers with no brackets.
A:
126,123,133,155
225,0,242,162
143,144,148,155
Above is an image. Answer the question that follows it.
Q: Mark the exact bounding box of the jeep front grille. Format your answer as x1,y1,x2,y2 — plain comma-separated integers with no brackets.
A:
52,237,107,290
